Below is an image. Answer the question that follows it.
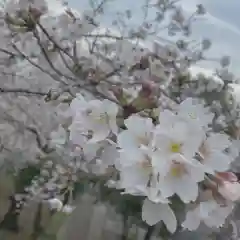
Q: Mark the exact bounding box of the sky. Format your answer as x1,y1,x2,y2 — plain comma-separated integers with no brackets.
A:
64,0,240,75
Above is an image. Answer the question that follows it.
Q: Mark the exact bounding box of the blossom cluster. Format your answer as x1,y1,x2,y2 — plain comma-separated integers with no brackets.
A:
0,0,239,237
49,91,240,234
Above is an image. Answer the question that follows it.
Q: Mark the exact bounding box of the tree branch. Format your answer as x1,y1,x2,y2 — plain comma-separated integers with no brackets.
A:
0,87,47,96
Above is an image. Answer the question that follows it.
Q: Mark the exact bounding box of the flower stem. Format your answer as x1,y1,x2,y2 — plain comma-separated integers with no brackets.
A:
144,226,155,240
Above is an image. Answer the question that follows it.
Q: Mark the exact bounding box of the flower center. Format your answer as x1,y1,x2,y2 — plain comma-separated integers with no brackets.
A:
88,110,108,123
96,113,107,122
170,142,182,153
170,162,186,177
188,112,197,119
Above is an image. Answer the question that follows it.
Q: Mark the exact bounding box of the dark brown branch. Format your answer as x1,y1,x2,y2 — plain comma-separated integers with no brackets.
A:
0,87,47,96
11,43,65,84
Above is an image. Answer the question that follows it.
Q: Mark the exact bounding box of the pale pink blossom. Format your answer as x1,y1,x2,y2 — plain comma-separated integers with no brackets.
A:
218,181,240,202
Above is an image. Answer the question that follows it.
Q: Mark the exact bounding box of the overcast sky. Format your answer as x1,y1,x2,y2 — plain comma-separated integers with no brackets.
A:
66,0,240,75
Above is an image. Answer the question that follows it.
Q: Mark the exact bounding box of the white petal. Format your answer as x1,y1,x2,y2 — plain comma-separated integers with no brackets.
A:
182,209,201,231
206,151,232,172
204,204,233,228
153,133,171,151
70,94,87,114
120,165,149,190
118,148,144,167
218,182,240,201
188,160,206,182
207,133,231,151
160,204,178,233
100,144,119,166
124,115,153,136
117,131,138,150
109,119,118,135
151,150,171,177
69,124,87,145
157,179,175,199
83,142,101,161
147,189,169,204
158,109,176,127
103,99,119,116
175,177,199,203
142,199,177,233
199,201,216,218
89,125,110,143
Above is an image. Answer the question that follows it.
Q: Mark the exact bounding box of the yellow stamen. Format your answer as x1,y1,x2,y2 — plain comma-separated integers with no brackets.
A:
170,162,186,177
170,143,181,153
188,112,197,119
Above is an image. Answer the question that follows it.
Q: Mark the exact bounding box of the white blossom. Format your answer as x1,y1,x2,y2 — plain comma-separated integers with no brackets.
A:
176,98,214,129
182,200,233,230
0,0,238,236
117,145,161,201
154,110,204,164
69,94,119,143
218,181,240,202
117,114,155,152
199,133,233,173
154,154,205,203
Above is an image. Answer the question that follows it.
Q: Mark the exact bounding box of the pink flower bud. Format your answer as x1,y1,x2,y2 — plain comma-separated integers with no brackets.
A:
140,81,155,97
217,172,238,183
218,181,240,202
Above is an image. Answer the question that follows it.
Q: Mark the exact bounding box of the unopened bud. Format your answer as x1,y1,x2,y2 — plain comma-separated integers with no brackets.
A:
218,181,240,202
140,82,154,97
216,172,238,183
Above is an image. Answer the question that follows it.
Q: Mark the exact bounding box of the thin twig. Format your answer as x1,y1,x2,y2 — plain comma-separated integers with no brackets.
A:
144,226,155,240
0,87,47,96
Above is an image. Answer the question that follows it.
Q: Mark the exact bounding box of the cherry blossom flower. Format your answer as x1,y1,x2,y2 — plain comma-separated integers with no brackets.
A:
153,111,204,165
176,98,214,129
0,0,239,236
69,94,119,143
182,200,233,230
155,154,205,203
199,133,233,173
218,181,240,202
117,114,155,152
117,145,158,199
